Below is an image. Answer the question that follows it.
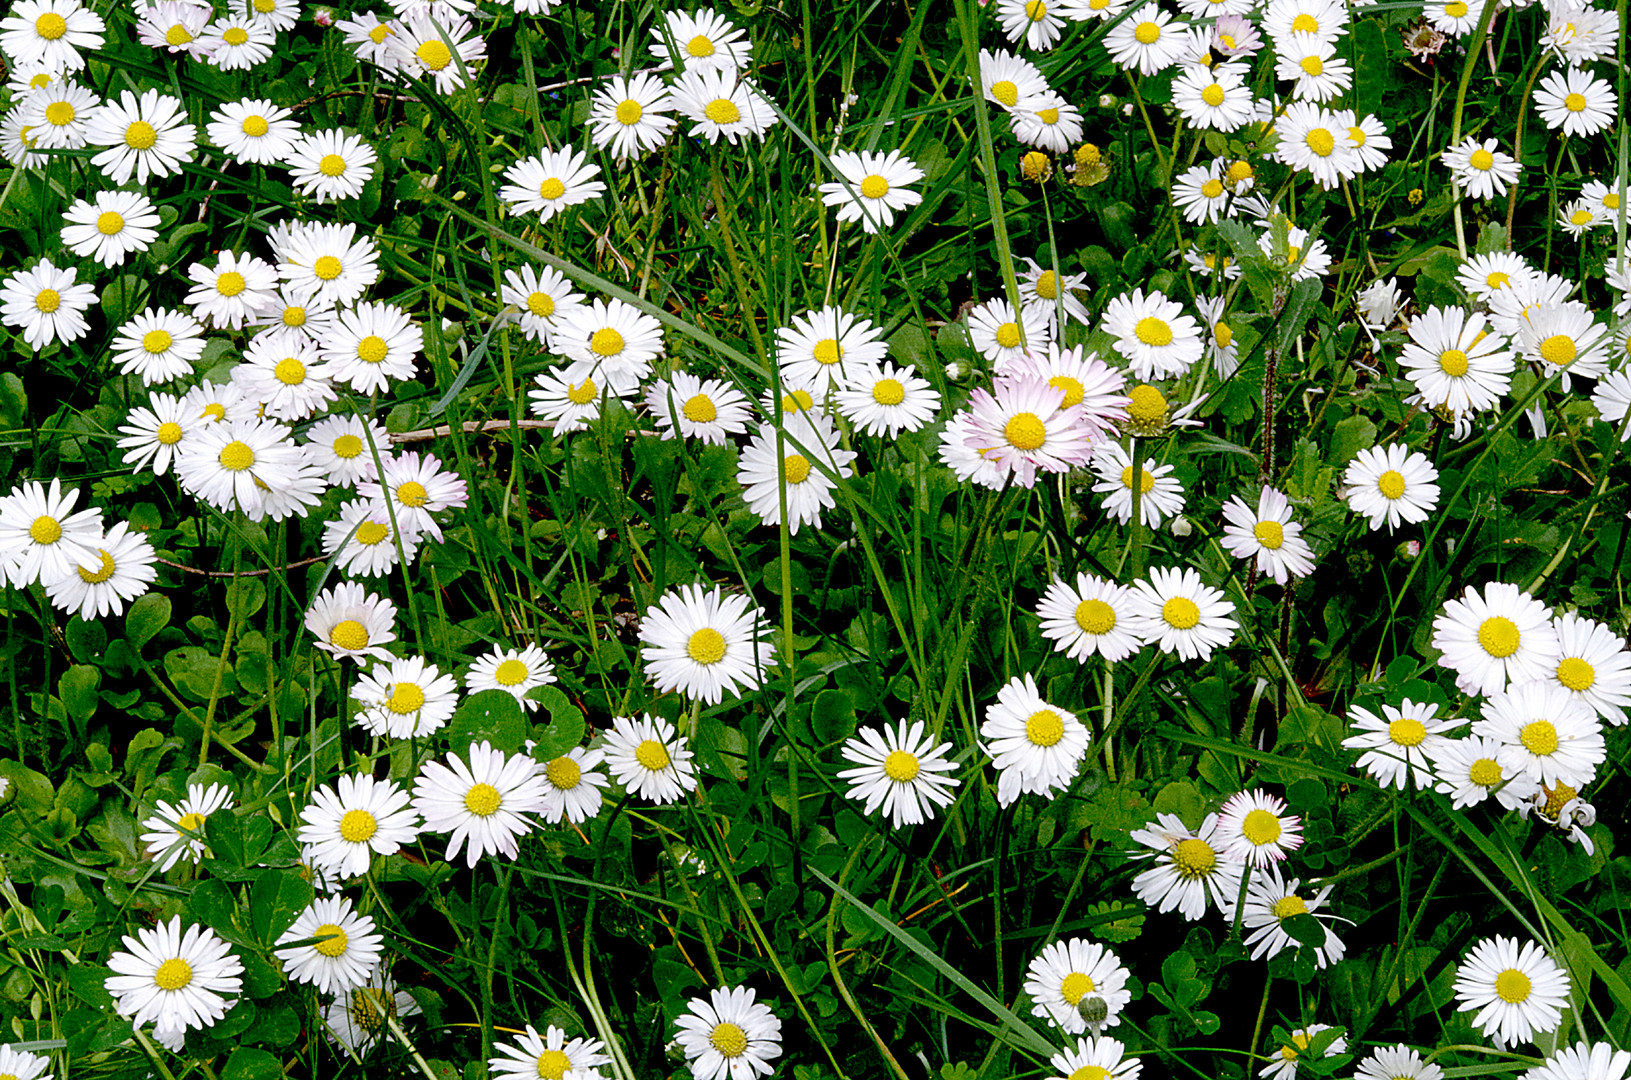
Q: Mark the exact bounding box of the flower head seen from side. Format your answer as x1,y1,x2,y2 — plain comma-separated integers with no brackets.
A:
1342,698,1467,789
1214,789,1304,867
1343,443,1440,533
980,673,1090,806
1229,867,1346,968
639,583,775,705
139,782,235,872
817,149,924,233
1260,1026,1347,1080
1453,936,1570,1048
602,713,698,804
538,746,609,825
352,655,459,738
105,916,244,1048
837,719,961,828
323,970,422,1055
276,894,384,996
1473,680,1605,789
1547,613,1631,725
674,985,782,1080
1022,939,1133,1035
412,741,551,867
305,581,397,664
297,773,420,879
1035,572,1143,663
1430,581,1559,697
1128,811,1242,921
1354,1045,1444,1080
489,1023,612,1080
1220,487,1316,583
1126,566,1236,661
1047,1036,1143,1080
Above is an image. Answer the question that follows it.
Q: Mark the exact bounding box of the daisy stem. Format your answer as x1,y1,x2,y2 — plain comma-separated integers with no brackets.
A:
1102,664,1117,783
827,839,914,1080
130,1028,180,1080
382,1006,441,1080
1446,0,1500,260
1127,75,1169,187
1503,55,1549,246
1229,861,1251,943
1248,972,1272,1068
198,542,244,767
1126,436,1146,580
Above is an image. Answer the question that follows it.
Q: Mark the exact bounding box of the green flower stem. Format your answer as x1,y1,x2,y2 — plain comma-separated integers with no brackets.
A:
197,541,243,767
1447,0,1502,258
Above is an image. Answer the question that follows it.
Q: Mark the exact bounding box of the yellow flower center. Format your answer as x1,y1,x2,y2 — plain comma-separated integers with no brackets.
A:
545,756,581,790
201,403,226,421
784,454,812,484
386,682,425,714
1520,720,1559,756
1202,84,1226,107
1126,384,1167,426
357,335,389,364
332,434,363,459
860,174,890,199
1241,808,1282,845
1300,55,1323,76
125,121,158,150
687,34,716,56
1477,616,1521,658
1119,466,1155,494
782,389,814,412
1273,894,1309,919
319,153,348,177
35,12,68,38
538,177,566,200
1564,92,1587,112
215,271,247,297
493,659,529,686
1557,657,1595,691
1389,718,1428,746
1292,12,1319,31
1606,194,1621,209
536,1049,572,1079
157,421,184,445
1539,335,1577,366
77,550,116,583
1060,971,1095,1004
313,255,343,281
1025,709,1065,747
1026,0,1047,18
45,101,75,125
94,211,129,237
993,322,1023,350
1069,1068,1111,1080
275,358,306,385
356,522,389,546
1038,108,1060,125
34,289,61,313
1377,470,1406,500
1227,160,1255,184
416,40,452,70
1172,837,1216,877
1306,128,1335,157
635,739,671,771
1469,758,1503,787
177,812,206,833
465,783,502,817
616,99,643,125
872,378,906,406
590,328,624,356
1004,412,1046,450
705,98,740,124
687,627,727,664
166,23,192,44
813,338,843,365
223,26,249,45
1438,349,1469,377
1253,520,1285,549
991,79,1020,107
1134,316,1173,346
566,378,597,405
1134,21,1161,43
1162,597,1201,629
339,809,378,842
28,515,62,545
1571,209,1594,226
1469,148,1495,171
154,958,192,991
314,923,349,957
1495,969,1532,1003
883,750,920,782
328,620,370,652
710,1022,748,1058
1485,271,1511,289
369,25,391,44
683,394,718,422
219,440,256,472
526,291,555,317
283,306,308,327
1075,599,1116,634
1045,375,1084,408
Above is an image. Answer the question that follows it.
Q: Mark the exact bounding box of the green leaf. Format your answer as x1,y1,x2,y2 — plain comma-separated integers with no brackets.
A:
222,1047,283,1080
447,689,527,754
58,665,100,726
126,592,172,650
811,689,856,745
249,868,313,944
1330,415,1377,467
527,685,585,759
1152,780,1204,830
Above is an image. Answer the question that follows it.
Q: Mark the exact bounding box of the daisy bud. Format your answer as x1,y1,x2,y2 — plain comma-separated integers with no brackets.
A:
313,6,335,25
1077,994,1109,1027
1170,517,1193,537
1396,539,1421,561
1098,94,1118,108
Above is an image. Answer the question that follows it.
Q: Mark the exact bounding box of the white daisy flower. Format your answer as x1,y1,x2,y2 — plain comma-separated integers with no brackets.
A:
816,149,924,233
1102,3,1190,75
674,986,782,1080
104,916,243,1048
1090,442,1185,528
304,581,398,664
1427,732,1540,810
738,415,858,535
246,0,300,32
43,520,158,621
1354,1045,1444,1080
1220,487,1316,583
0,477,101,588
587,72,675,161
288,129,377,202
1273,101,1355,189
353,655,459,738
250,284,338,343
1473,680,1605,789
1214,789,1303,867
1129,811,1242,920
601,713,699,805
182,378,252,425
1047,1037,1142,1080
1518,301,1610,386
1524,1042,1631,1080
997,0,1066,49
304,414,391,488
1541,3,1618,65
323,970,421,1055
388,14,486,93
16,79,99,150
539,746,609,825
337,11,400,68
185,250,278,330
414,741,550,867
1035,573,1142,663
979,48,1049,110
85,88,195,185
490,1024,612,1080
1487,272,1574,340
1000,346,1128,440
1534,68,1618,138
139,782,234,872
553,297,666,392
1010,94,1084,153
355,450,467,542
175,416,325,522
834,361,941,438
322,497,421,580
1548,613,1631,725
1022,939,1132,1035
1,0,105,71
0,258,96,350
1339,110,1393,173
1101,288,1203,381
1457,251,1534,301
1426,0,1484,34
1453,936,1570,1047
646,371,753,444
465,643,556,713
1342,443,1440,533
1171,163,1234,225
527,366,636,435
980,673,1090,806
1443,137,1522,200
671,67,776,145
0,1045,50,1080
498,145,605,221
775,304,889,391
1430,581,1559,697
117,394,191,475
1261,1025,1346,1080
1260,223,1333,281
638,583,775,704
136,2,211,57
968,298,1051,372
836,719,961,828
1016,256,1091,330
297,773,420,879
1275,31,1352,102
234,332,338,421
276,895,384,996
1125,566,1236,661
276,222,380,309
1172,63,1254,131
199,15,274,70
500,264,585,346
1342,697,1466,789
962,378,1095,489
1398,306,1514,416
61,188,160,267
321,300,422,394
1227,867,1346,968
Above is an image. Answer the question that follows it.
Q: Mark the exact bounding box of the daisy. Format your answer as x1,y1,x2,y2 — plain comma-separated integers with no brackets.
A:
1342,444,1440,532
20,80,99,151
1229,868,1345,968
817,149,924,233
1519,302,1610,385
968,298,1051,372
2,0,105,72
1457,251,1533,301
277,222,380,309
997,0,1066,49
671,67,776,144
1172,163,1234,224
304,581,398,664
1560,199,1600,238
553,297,666,391
1101,288,1203,381
199,16,274,70
1126,566,1236,661
963,378,1094,488
86,88,194,184
1035,573,1142,663
0,477,101,588
1172,63,1254,131
414,741,550,867
1426,0,1485,34
321,301,421,394
1274,101,1353,189
322,497,421,579
528,368,627,434
1048,1037,1142,1080
1342,698,1466,789
501,264,585,346
538,746,609,825
185,250,278,331
836,719,961,828
276,895,384,996
251,284,338,342
1261,0,1346,41
1453,936,1570,1047
137,2,210,57
1005,346,1128,438
639,582,775,704
498,145,605,221
1016,256,1091,329
490,1024,612,1080
298,774,420,879
44,519,157,620
1022,939,1132,1035
776,304,889,391
1103,4,1190,75
649,8,751,72
465,643,556,712
323,971,421,1055
352,655,459,738
355,450,468,542
1010,95,1084,154
390,14,486,93
1398,306,1514,416
1473,681,1604,789
304,414,391,488
587,72,675,161
1221,487,1316,584
738,417,858,535
980,673,1090,805
1128,811,1242,920
139,782,234,872
176,416,324,521
247,0,300,32
1339,110,1393,174
61,189,159,267
980,48,1049,110
1534,68,1618,138
1582,178,1626,218
1488,272,1574,340
1443,137,1521,200
235,333,337,421
1548,613,1631,725
182,379,252,426
0,259,95,350
1542,4,1619,65
601,713,699,804
1428,732,1541,810
1090,442,1185,528
1262,1026,1347,1080
1430,581,1559,697
1214,789,1303,867
337,11,399,68
104,917,243,1049
1355,1046,1444,1080
675,986,781,1080
1525,1043,1631,1080
288,129,377,202
0,1046,50,1080
1261,224,1333,281
117,393,191,474
646,371,752,444
1276,32,1352,102
834,361,941,437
